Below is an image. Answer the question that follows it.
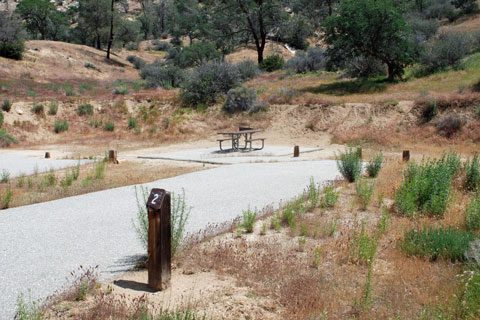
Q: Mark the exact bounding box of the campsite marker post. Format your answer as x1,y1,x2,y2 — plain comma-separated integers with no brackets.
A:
146,188,171,291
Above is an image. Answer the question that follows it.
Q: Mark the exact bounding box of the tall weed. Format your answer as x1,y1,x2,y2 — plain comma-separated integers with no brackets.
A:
336,148,362,182
355,178,375,210
366,152,383,178
465,153,480,192
466,195,480,231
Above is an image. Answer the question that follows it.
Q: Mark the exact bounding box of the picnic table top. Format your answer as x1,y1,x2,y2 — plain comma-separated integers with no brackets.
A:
217,129,264,135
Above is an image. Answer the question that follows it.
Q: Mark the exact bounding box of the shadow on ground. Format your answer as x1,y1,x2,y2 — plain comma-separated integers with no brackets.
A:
303,78,390,96
114,280,158,293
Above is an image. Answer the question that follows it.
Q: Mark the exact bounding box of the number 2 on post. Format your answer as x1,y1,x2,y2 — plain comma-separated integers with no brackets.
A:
151,193,159,205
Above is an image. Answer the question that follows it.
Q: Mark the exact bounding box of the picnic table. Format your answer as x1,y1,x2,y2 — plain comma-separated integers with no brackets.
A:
217,129,265,152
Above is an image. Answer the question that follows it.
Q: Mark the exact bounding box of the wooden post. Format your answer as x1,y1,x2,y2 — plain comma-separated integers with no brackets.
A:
108,150,119,164
293,145,300,158
356,147,362,159
45,152,50,159
147,189,171,291
403,150,410,162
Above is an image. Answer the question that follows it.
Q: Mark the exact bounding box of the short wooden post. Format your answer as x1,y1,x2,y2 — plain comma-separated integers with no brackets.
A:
108,150,119,164
45,152,50,159
146,189,171,291
403,150,410,162
293,145,300,158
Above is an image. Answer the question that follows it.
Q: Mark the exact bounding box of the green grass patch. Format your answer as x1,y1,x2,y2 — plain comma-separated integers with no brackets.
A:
0,129,17,147
304,78,389,96
400,227,475,262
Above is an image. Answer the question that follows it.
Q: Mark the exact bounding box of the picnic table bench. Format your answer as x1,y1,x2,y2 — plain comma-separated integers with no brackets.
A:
217,129,265,152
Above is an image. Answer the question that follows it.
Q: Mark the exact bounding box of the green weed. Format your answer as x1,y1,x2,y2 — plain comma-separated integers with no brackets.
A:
336,147,362,182
466,195,480,231
242,207,257,233
464,153,480,192
366,152,383,178
355,178,375,210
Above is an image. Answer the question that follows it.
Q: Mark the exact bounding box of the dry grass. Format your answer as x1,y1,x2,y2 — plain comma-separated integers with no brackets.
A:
0,161,205,209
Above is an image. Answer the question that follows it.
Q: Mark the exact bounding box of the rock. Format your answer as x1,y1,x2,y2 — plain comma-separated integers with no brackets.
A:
465,239,480,267
16,109,23,115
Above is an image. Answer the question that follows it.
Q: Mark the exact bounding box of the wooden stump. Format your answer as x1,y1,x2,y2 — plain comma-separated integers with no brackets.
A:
45,152,50,159
147,189,171,291
403,150,410,162
294,145,300,158
108,150,119,164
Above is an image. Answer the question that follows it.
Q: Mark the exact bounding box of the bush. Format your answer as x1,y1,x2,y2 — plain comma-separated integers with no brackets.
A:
355,178,375,210
84,62,100,71
133,186,191,256
78,104,94,116
436,115,465,138
366,152,383,178
342,55,386,79
235,60,260,81
259,55,285,72
0,129,17,146
181,61,241,107
2,98,11,112
112,84,128,95
242,207,257,233
104,121,115,131
335,147,363,182
32,104,44,115
350,224,377,265
400,227,475,262
285,47,326,73
321,185,339,208
423,0,456,20
140,61,186,88
151,40,171,51
126,55,146,70
170,37,182,46
223,86,257,114
128,117,137,130
466,195,480,230
125,42,139,51
421,99,437,123
47,102,58,115
465,153,480,192
394,152,460,217
166,41,221,69
54,120,69,133
0,12,25,60
420,31,472,73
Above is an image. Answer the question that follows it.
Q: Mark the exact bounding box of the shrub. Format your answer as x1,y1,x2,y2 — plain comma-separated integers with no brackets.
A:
32,104,44,115
0,129,17,146
465,153,480,192
15,291,43,320
350,224,377,265
84,62,100,71
104,121,115,132
166,41,221,68
235,60,260,81
394,152,460,217
170,37,182,46
140,61,186,88
1,169,9,183
259,55,285,72
355,178,375,210
125,41,139,51
436,115,465,138
94,161,105,180
2,98,11,112
420,31,472,73
112,85,128,95
285,47,326,73
242,207,257,233
466,195,480,230
126,55,146,70
342,55,386,79
400,227,475,262
151,40,171,51
421,99,437,123
128,117,137,130
78,104,94,116
320,184,339,208
133,186,191,256
47,102,58,115
181,61,241,107
0,110,3,128
0,12,25,60
54,120,69,133
335,147,363,182
223,86,257,114
366,152,383,178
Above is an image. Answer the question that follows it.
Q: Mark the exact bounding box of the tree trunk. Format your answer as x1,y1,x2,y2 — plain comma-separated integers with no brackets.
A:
387,63,395,82
257,46,264,64
107,0,114,59
96,35,101,50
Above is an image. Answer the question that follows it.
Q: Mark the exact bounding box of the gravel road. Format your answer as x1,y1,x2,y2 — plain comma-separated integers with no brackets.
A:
0,161,339,319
